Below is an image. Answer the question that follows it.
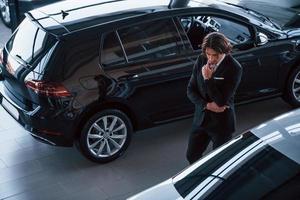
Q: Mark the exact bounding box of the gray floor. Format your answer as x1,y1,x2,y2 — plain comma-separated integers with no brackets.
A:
0,2,296,199
0,97,293,200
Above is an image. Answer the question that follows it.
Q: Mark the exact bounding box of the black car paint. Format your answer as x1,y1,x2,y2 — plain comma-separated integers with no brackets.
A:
0,0,300,160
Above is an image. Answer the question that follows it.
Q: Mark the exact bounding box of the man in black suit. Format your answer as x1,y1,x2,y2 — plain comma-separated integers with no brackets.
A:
186,32,242,164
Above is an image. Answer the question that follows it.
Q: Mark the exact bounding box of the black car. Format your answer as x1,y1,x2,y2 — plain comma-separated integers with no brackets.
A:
0,0,60,29
129,108,300,199
0,0,300,163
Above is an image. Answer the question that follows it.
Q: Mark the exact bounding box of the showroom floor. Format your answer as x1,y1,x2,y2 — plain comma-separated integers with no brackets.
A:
0,104,191,200
0,2,296,198
0,98,292,200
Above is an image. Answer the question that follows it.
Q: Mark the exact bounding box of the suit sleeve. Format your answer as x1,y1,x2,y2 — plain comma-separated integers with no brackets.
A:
205,62,242,107
187,58,206,107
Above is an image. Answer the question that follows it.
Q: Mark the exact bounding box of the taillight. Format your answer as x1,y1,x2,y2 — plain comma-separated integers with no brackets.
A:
25,80,71,97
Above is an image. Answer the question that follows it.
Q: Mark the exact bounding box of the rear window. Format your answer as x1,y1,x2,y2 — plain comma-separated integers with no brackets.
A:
5,18,57,64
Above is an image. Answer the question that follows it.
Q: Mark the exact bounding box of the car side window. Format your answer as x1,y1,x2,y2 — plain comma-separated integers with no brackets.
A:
100,31,126,68
179,15,253,51
208,16,252,45
118,18,186,63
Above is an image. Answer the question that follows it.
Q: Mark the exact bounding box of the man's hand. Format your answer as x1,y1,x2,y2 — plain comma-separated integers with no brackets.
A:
202,63,214,80
206,102,229,113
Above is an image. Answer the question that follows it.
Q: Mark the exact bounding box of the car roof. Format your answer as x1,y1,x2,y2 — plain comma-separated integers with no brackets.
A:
28,0,171,35
27,0,279,37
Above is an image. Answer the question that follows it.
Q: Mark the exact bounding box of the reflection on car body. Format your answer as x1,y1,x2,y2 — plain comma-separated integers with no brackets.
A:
129,108,300,200
0,0,300,163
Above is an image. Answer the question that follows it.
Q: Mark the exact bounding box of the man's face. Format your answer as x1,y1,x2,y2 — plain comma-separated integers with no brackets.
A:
205,47,225,65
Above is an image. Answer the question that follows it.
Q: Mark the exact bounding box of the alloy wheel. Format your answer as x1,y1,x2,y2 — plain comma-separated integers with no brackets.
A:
86,115,127,158
292,70,300,102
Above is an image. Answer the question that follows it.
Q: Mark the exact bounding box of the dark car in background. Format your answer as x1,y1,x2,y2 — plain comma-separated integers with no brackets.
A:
129,108,300,200
0,0,300,163
0,0,60,29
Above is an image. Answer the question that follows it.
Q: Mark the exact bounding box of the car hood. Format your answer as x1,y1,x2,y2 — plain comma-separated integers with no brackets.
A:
229,2,300,29
127,179,183,200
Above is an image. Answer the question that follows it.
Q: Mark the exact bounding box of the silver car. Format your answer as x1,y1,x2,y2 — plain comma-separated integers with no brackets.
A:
129,108,300,200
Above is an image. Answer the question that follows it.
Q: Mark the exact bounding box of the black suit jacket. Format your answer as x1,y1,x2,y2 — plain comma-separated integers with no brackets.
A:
187,54,242,133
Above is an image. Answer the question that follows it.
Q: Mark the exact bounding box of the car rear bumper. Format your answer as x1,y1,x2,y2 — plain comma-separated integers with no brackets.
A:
0,81,74,147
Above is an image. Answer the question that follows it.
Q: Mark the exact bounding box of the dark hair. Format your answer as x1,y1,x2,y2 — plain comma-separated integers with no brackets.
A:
201,32,232,55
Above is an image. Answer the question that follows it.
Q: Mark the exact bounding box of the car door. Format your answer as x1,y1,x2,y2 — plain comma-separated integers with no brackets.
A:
102,17,195,124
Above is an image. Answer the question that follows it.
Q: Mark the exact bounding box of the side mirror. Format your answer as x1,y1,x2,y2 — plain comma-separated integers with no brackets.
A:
256,32,268,46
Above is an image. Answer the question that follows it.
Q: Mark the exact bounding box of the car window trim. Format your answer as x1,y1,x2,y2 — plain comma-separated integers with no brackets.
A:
115,30,129,63
172,17,194,53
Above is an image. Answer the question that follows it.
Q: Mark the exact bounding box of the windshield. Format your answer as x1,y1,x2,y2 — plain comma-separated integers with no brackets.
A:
5,18,57,65
224,2,281,30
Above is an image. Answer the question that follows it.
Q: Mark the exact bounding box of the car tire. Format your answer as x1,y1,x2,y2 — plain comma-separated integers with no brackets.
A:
283,65,300,107
77,109,132,163
0,0,11,28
